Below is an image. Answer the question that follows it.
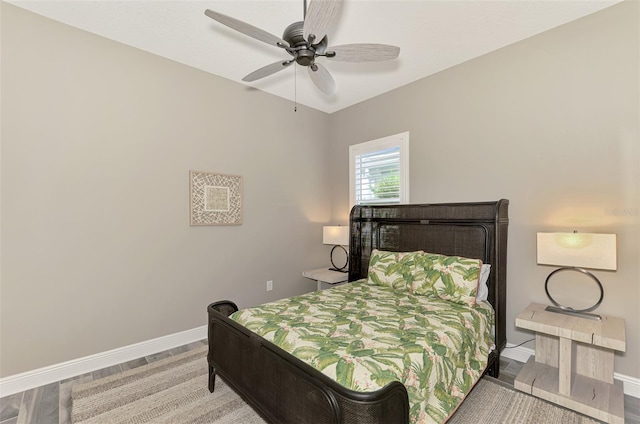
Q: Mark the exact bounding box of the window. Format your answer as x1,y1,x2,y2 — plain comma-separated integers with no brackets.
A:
349,132,409,207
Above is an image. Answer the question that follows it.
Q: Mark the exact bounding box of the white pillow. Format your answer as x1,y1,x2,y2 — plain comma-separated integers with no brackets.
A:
476,264,491,302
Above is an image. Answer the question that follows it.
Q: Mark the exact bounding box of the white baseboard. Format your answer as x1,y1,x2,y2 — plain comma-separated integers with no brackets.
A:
2,330,638,400
0,325,207,398
501,343,536,364
501,343,640,398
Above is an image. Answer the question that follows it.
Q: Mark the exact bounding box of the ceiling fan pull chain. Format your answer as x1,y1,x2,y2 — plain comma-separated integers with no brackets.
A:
294,63,298,112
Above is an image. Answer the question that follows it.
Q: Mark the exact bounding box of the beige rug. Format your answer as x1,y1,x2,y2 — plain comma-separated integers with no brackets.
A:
448,377,599,424
71,345,599,424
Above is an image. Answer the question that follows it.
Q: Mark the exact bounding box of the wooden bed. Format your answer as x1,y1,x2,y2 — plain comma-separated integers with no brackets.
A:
207,200,509,424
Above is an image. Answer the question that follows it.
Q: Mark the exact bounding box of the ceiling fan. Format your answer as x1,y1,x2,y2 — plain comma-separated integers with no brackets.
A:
204,0,400,96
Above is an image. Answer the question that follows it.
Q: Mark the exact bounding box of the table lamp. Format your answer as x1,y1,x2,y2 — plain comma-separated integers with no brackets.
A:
323,226,349,272
536,231,617,321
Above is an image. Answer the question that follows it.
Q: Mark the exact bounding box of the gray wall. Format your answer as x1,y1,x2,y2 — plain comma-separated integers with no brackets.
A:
1,3,330,377
328,1,639,378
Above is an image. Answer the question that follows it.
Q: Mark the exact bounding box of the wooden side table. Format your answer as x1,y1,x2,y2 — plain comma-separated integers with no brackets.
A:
514,303,626,424
302,268,348,291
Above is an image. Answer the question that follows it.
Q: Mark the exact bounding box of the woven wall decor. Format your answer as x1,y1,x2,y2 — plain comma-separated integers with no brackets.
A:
190,171,242,226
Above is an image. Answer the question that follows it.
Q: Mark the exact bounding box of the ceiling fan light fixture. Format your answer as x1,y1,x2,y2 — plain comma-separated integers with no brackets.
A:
296,50,316,66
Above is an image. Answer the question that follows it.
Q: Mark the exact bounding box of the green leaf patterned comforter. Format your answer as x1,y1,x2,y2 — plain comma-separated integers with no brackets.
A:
230,279,495,424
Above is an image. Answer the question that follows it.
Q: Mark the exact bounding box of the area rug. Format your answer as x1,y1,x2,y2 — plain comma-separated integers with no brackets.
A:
71,345,599,424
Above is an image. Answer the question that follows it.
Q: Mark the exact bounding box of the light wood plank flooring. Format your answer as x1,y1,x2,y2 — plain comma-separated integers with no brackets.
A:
2,342,638,424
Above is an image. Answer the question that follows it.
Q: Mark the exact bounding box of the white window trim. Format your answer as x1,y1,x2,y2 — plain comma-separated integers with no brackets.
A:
349,132,410,208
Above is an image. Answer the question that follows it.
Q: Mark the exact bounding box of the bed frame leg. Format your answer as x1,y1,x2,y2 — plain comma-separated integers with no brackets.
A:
208,364,216,393
487,352,500,378
488,365,499,378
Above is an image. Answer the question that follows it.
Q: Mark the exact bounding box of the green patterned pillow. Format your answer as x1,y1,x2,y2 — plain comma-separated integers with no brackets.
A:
367,249,423,290
410,252,482,305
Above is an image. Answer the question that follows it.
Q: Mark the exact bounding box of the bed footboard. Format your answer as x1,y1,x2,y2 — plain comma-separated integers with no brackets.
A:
207,302,410,424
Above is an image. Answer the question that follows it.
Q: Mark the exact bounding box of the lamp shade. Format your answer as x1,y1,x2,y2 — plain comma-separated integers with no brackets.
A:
323,226,349,246
537,232,617,271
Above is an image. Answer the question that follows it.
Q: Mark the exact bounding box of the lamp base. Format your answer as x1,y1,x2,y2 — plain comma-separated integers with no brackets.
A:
329,245,349,273
544,266,604,321
544,305,602,321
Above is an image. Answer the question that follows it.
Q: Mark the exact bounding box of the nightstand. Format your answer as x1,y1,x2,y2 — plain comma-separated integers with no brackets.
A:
514,303,626,424
302,268,348,291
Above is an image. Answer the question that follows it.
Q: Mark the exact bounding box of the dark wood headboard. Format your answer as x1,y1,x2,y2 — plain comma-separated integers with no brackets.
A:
348,200,509,361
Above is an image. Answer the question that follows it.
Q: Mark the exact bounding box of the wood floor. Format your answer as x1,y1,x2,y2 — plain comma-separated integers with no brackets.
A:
1,341,639,424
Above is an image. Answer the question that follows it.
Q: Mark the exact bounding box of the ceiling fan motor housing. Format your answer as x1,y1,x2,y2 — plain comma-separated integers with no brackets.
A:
283,21,327,67
283,21,306,47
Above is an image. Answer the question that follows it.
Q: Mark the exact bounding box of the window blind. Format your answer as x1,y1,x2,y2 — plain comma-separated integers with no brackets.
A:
354,146,401,205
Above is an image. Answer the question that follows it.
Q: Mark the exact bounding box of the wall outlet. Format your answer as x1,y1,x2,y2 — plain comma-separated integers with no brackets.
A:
266,280,273,291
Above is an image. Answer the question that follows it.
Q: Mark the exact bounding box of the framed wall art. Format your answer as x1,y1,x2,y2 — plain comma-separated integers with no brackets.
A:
190,171,242,226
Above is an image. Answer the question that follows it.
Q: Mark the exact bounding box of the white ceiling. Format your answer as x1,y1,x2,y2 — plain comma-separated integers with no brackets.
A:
7,0,621,113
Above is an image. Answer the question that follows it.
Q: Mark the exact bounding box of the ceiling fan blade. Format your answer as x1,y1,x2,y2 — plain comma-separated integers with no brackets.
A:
308,63,336,96
205,9,287,48
243,60,294,82
303,0,343,44
326,44,400,62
